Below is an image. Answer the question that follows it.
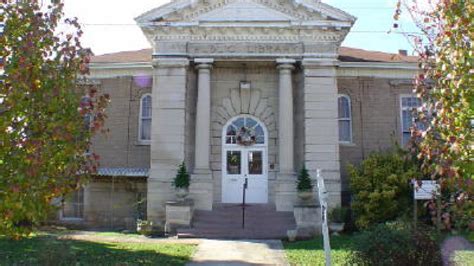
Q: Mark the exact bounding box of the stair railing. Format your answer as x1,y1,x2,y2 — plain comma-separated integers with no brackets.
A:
242,177,248,229
317,169,332,266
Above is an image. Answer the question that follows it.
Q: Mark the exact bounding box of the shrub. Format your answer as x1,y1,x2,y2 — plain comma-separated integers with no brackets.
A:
349,223,442,266
348,148,421,229
296,165,313,192
173,162,190,189
329,207,349,223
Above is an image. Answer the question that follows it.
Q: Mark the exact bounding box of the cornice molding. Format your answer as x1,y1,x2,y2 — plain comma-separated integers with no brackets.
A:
152,57,190,68
149,27,347,43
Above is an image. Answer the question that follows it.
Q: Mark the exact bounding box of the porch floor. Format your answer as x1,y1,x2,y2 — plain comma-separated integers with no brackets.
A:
177,204,296,239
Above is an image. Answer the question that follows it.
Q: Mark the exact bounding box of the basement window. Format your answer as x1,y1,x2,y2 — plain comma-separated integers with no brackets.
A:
61,188,84,220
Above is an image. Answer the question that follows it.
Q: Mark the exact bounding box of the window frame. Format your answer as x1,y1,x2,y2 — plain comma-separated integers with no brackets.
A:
138,93,152,145
338,94,353,144
60,187,85,221
399,94,422,146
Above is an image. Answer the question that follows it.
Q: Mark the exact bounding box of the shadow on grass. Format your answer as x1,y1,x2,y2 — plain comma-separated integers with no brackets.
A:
0,235,195,266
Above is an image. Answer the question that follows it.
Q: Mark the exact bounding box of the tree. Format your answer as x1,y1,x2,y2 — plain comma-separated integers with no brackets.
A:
394,0,473,230
0,1,109,238
173,162,190,189
296,165,313,192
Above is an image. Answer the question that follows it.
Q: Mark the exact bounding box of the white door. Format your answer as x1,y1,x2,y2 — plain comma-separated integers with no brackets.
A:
222,116,268,204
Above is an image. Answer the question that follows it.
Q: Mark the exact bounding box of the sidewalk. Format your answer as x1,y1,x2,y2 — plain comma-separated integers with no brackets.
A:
187,239,290,266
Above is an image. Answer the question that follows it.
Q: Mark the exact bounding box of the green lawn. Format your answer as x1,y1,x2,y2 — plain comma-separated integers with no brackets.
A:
0,234,196,266
284,235,355,266
284,234,474,266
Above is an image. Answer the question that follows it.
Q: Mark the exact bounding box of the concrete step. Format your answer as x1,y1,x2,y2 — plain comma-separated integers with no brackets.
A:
177,203,296,239
178,228,292,239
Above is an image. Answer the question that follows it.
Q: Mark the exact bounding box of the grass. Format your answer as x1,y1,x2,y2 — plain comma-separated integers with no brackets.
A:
0,234,196,266
284,233,474,266
284,235,355,266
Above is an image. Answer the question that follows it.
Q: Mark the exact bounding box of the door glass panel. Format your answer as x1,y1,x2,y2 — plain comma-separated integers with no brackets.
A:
227,151,241,175
248,151,263,175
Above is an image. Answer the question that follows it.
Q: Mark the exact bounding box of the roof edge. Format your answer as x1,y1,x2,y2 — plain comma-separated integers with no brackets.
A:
135,0,356,25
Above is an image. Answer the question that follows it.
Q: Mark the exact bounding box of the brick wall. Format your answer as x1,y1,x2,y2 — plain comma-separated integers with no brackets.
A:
338,77,413,204
91,77,151,169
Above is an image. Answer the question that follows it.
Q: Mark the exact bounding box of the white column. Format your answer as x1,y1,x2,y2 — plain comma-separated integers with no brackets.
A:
194,58,214,173
277,59,296,175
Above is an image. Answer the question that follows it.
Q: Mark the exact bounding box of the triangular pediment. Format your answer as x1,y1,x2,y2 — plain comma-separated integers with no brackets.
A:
136,0,356,25
197,0,295,22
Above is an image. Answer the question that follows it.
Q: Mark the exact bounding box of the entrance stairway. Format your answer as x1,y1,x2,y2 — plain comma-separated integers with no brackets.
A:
177,203,296,239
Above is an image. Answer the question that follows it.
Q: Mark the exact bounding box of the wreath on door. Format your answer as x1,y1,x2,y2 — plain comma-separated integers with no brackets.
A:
236,126,256,146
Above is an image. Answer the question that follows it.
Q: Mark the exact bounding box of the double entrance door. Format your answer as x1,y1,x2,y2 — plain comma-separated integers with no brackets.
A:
222,147,268,204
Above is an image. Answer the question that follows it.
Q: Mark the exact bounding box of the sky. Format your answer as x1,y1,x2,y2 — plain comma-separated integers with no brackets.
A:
62,0,421,56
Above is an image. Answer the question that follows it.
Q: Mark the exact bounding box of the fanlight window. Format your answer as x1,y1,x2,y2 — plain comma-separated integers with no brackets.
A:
225,117,265,145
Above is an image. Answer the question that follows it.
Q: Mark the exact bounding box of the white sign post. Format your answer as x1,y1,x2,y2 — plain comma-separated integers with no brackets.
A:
413,180,441,230
317,169,332,266
414,180,440,200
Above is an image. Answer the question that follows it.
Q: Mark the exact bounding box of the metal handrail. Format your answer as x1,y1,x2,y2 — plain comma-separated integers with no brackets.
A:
242,177,248,229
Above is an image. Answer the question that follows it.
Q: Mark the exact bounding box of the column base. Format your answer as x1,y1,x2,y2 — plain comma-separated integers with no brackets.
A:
193,168,212,176
190,173,213,211
275,173,297,211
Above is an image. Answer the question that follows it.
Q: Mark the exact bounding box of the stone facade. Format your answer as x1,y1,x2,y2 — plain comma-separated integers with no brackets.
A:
57,0,420,231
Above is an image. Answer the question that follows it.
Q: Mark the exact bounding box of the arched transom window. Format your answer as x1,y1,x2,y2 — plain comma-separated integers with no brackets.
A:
225,116,266,146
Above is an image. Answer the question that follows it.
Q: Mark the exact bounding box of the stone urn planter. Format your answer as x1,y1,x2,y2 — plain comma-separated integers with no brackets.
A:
297,190,314,203
176,188,189,202
328,207,348,235
329,223,345,236
287,229,298,242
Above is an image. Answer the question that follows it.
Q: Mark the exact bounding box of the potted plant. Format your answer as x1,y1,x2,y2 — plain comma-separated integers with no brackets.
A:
296,166,313,203
328,207,348,235
173,162,190,201
136,219,153,236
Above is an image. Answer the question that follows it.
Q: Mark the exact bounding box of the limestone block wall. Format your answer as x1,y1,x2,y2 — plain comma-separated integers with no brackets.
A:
148,58,190,225
302,61,341,209
91,77,151,169
337,77,414,204
209,62,280,204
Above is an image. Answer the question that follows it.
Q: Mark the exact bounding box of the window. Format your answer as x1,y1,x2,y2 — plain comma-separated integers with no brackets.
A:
225,117,265,145
61,188,84,220
400,95,422,145
338,95,352,143
139,94,152,142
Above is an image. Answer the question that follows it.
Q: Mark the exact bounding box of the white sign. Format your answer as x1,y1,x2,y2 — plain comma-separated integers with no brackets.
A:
413,180,440,200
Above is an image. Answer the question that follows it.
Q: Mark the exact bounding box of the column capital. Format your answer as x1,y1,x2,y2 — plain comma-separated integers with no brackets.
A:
194,58,214,70
276,58,296,71
276,58,296,65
